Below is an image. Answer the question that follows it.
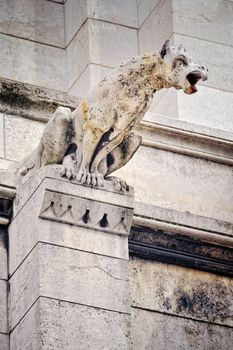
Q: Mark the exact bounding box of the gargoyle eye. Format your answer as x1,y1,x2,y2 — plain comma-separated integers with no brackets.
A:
176,59,185,67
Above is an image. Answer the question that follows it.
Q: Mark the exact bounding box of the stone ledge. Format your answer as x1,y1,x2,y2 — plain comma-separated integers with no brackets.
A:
0,78,79,121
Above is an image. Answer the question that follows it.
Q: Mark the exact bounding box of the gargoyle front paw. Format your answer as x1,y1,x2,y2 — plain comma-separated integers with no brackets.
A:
106,176,129,193
77,169,104,187
60,164,75,180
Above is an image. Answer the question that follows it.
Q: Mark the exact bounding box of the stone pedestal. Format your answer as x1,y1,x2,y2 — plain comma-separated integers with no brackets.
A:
8,166,134,350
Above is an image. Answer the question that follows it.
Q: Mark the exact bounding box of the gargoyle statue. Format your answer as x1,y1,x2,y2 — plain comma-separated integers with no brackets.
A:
16,40,208,191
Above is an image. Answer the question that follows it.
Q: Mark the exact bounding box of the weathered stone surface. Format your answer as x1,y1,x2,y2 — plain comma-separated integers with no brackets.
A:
67,21,89,90
114,146,233,223
173,0,233,48
5,115,44,161
0,280,8,333
177,86,233,132
0,231,7,280
10,242,131,329
89,19,138,67
148,85,233,132
0,33,66,91
173,34,233,93
0,0,65,47
88,0,138,28
65,0,87,45
69,63,112,97
10,169,133,273
138,0,161,26
0,334,9,350
130,257,233,326
0,113,4,158
139,0,172,52
131,307,233,350
10,297,130,350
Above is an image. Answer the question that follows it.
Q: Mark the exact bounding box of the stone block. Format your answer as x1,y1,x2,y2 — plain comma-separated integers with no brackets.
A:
0,114,4,158
4,115,45,161
173,34,233,93
0,231,7,280
173,0,233,48
69,63,112,97
147,89,178,118
65,0,87,45
0,334,9,350
0,280,8,333
10,297,130,350
67,21,90,89
89,19,138,67
146,85,233,132
139,0,173,53
114,145,233,223
10,242,131,330
130,257,233,326
88,0,138,28
131,307,233,350
0,0,65,47
10,168,133,273
177,86,233,132
138,0,161,26
0,33,67,91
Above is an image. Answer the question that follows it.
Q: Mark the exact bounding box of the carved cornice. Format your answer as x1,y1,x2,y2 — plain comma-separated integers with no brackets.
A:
39,189,134,236
0,78,79,120
137,120,233,166
129,225,233,277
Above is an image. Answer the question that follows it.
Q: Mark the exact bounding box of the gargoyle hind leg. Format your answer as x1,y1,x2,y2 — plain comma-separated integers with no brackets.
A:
99,133,142,191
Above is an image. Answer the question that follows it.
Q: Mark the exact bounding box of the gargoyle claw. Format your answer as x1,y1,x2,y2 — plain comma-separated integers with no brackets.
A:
60,165,75,180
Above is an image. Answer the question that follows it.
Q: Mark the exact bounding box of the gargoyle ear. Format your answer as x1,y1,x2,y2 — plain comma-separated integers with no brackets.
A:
160,39,170,59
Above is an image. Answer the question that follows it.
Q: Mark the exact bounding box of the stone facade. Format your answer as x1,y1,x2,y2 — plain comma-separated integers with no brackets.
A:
0,1,232,349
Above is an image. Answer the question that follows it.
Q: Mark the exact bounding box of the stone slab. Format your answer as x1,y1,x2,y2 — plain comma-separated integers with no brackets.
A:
69,63,112,97
130,257,233,326
0,231,7,280
114,146,233,223
131,307,233,350
88,19,138,68
67,21,90,90
0,0,65,47
0,33,67,91
4,115,45,161
10,297,130,350
0,114,4,158
173,0,233,48
139,0,173,53
88,0,138,28
0,280,8,333
138,0,161,26
0,334,9,350
10,242,130,330
65,0,87,45
173,34,233,93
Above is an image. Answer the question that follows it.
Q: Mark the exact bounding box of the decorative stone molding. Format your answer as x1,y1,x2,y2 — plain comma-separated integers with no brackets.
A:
40,189,133,235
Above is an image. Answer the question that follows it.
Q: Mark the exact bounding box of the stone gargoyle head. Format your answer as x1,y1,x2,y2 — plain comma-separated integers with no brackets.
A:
160,39,208,94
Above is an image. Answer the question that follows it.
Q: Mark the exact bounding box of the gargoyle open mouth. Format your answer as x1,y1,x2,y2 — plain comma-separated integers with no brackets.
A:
186,71,203,93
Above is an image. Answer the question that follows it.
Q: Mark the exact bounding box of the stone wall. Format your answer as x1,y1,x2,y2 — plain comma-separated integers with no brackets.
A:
0,1,232,349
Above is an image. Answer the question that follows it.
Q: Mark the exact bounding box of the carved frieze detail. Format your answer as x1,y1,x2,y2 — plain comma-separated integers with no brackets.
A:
39,190,133,236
